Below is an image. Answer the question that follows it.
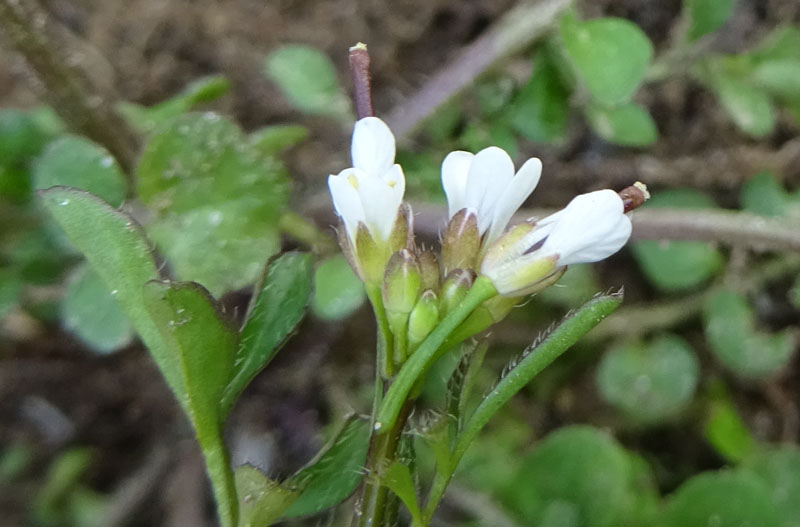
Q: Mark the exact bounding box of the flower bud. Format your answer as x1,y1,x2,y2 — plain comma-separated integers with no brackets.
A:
382,249,422,322
407,290,439,351
389,202,415,253
417,249,441,292
439,268,475,316
441,208,480,274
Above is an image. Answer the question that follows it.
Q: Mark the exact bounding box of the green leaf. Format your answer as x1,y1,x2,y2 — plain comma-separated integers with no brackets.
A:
596,334,699,425
560,14,653,105
382,462,423,526
659,471,780,527
248,125,309,156
264,44,352,119
61,264,134,354
705,390,756,463
750,59,800,102
137,113,290,295
235,465,298,527
685,0,736,41
740,171,791,217
33,448,93,526
631,189,724,291
741,445,800,526
712,75,775,137
143,280,238,526
33,135,127,207
117,75,231,134
221,252,313,416
311,255,365,321
503,426,638,527
750,25,800,64
510,49,571,143
0,108,55,166
452,292,622,463
704,289,796,379
283,415,370,518
585,102,658,146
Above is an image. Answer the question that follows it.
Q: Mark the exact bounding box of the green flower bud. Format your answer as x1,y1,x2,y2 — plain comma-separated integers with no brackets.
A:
441,208,480,274
407,290,439,351
417,249,441,292
439,268,475,316
383,249,422,321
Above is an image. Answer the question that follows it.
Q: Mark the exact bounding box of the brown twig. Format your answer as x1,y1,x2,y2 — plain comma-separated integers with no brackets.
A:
0,0,138,177
383,0,571,140
349,43,374,119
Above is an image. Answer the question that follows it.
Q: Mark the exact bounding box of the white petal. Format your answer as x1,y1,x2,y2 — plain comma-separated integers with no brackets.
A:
464,146,515,233
328,171,366,243
541,190,631,266
441,151,474,218
351,117,396,176
485,157,542,245
356,168,403,242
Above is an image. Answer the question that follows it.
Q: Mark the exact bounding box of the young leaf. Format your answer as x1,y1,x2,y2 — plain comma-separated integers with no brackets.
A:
704,289,796,379
221,252,313,416
596,334,699,425
235,465,299,527
631,189,724,291
705,393,757,463
264,44,352,120
61,264,134,354
560,14,653,105
585,102,658,147
685,0,736,41
382,462,423,526
453,292,622,463
509,48,571,143
33,135,127,207
659,471,780,527
282,415,371,518
311,255,366,321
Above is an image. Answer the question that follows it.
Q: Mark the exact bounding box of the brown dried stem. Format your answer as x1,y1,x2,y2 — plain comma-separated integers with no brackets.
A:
349,42,374,119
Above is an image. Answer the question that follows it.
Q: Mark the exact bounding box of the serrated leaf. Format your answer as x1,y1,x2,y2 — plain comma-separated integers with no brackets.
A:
659,471,780,527
221,252,313,416
283,415,370,518
585,102,658,146
741,445,800,527
382,462,423,526
510,49,571,143
33,135,127,207
560,14,653,105
597,334,699,425
264,45,352,119
740,171,791,217
685,0,736,41
136,112,290,295
117,75,230,134
704,289,796,379
61,264,134,354
631,189,724,291
235,466,298,527
311,255,365,321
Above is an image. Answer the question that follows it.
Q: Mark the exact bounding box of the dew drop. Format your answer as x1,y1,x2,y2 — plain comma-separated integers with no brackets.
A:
100,156,114,168
59,199,70,206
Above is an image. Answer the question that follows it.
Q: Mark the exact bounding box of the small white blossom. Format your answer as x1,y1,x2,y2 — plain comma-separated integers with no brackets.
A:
441,146,542,246
328,117,405,246
481,190,632,296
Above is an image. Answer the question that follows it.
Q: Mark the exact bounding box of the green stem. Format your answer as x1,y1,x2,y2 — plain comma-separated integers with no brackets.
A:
198,431,238,527
366,284,395,378
375,277,497,434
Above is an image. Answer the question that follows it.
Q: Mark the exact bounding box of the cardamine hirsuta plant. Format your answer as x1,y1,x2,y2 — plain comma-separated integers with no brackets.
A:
38,44,648,527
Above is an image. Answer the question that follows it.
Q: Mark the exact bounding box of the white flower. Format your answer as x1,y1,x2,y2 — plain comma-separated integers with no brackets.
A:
441,146,542,246
328,117,405,246
481,190,632,296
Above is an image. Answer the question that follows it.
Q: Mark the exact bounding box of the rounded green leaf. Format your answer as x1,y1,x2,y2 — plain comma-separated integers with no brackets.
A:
264,44,352,119
741,171,791,217
704,289,796,379
33,135,127,207
713,76,775,137
560,15,653,105
311,255,365,321
659,471,781,527
0,109,53,166
750,59,800,102
631,189,724,291
597,334,699,424
585,102,658,146
61,265,134,354
685,0,736,41
741,445,800,526
504,426,636,527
